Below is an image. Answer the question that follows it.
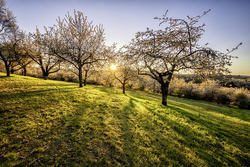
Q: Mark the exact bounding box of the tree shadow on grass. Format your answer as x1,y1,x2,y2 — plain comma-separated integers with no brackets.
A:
169,97,250,122
144,105,229,166
94,86,122,95
2,88,248,166
2,94,95,166
167,104,249,165
167,103,249,144
0,76,14,78
140,99,249,167
0,87,77,100
11,92,135,166
112,98,138,166
123,95,203,166
123,93,248,166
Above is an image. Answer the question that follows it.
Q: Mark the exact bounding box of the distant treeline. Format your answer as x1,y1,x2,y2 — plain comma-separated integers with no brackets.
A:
177,74,250,90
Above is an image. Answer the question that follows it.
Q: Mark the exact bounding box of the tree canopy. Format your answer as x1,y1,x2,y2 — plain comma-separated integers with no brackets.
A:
128,10,241,105
44,10,106,87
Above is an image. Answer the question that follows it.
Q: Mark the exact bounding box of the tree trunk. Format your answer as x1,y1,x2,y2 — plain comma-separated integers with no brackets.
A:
5,64,10,77
41,66,48,80
122,83,126,94
83,70,88,86
160,73,173,106
79,67,83,87
43,72,49,80
153,81,156,94
161,82,170,106
23,66,27,76
10,68,14,74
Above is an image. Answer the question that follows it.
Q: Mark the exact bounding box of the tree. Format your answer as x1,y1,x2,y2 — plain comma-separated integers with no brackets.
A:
112,53,137,94
45,10,105,87
67,63,96,86
0,0,16,34
0,0,18,76
0,24,21,77
30,28,61,80
7,32,33,76
14,34,33,76
102,70,116,87
0,42,14,76
9,60,19,74
82,63,96,86
129,10,241,106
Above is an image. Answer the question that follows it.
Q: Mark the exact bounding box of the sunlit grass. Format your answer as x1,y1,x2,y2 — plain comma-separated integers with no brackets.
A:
0,72,249,166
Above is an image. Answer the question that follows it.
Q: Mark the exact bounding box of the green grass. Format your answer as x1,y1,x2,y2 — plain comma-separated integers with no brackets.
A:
0,72,249,166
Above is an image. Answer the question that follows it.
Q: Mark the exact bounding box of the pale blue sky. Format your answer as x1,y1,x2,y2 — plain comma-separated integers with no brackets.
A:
6,0,250,75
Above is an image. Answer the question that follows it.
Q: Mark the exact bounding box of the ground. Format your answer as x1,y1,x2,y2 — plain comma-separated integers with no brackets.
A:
0,73,249,166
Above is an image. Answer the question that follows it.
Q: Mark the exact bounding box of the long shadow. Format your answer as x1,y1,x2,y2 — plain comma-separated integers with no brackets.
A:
12,92,139,166
0,76,14,78
144,105,224,166
0,87,77,99
168,97,250,122
42,92,142,166
142,100,249,167
1,86,248,166
124,95,206,166
127,91,249,123
167,104,250,148
114,98,138,166
94,86,122,95
5,90,97,166
124,92,249,166
0,75,112,165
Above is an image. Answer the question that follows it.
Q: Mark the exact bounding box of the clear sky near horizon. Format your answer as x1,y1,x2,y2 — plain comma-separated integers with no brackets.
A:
5,0,250,75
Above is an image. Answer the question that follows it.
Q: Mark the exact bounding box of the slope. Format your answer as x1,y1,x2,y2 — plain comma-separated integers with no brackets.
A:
0,73,249,166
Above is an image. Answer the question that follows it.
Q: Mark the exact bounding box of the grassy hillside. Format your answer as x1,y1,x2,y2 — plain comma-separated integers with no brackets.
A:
0,72,249,166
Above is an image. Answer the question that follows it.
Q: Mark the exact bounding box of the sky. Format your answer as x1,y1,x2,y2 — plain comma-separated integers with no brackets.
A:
5,0,250,75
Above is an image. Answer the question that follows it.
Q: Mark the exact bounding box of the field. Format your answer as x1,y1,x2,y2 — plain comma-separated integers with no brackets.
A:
0,72,249,166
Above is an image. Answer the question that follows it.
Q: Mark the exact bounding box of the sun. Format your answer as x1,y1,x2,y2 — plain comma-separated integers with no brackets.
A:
110,64,116,70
